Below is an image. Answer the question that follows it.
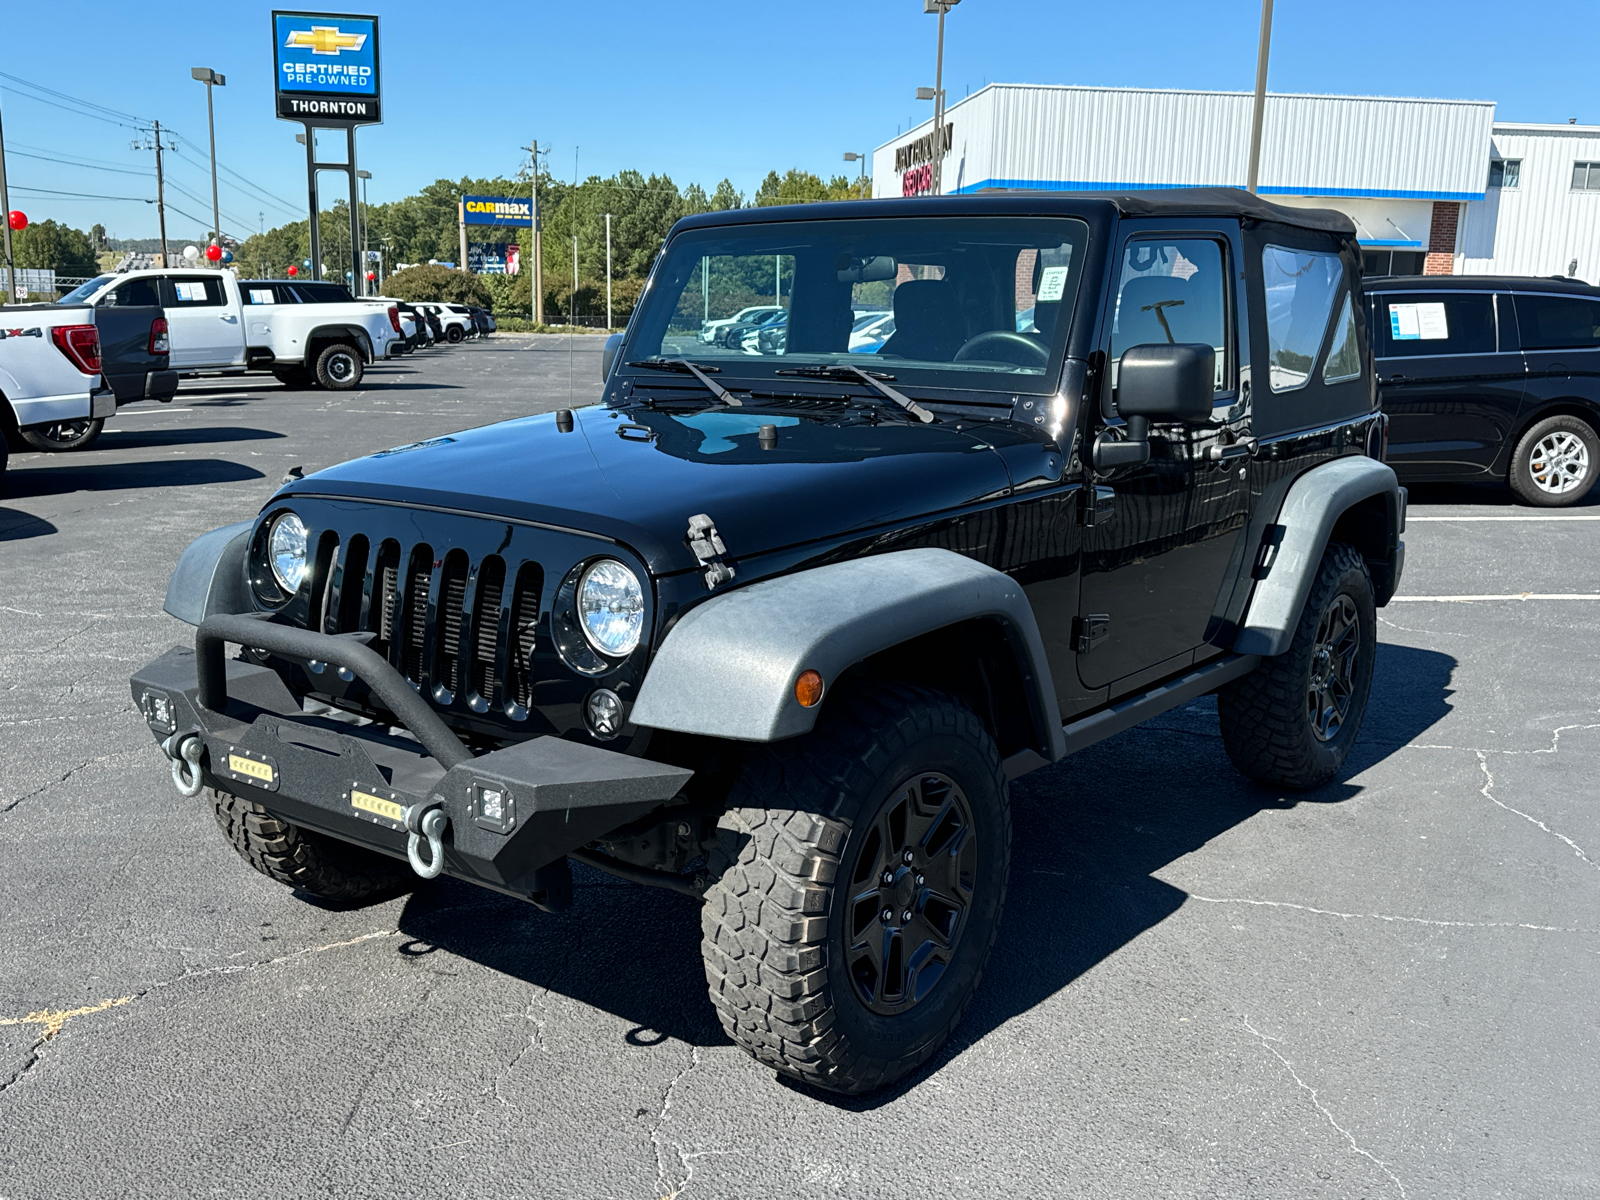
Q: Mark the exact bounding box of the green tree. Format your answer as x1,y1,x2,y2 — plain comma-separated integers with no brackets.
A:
755,169,828,206
382,264,491,307
13,219,97,278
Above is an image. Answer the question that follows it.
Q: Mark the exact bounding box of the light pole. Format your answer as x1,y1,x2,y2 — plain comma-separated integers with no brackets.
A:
843,151,868,198
0,93,15,304
604,213,613,330
356,169,370,294
190,68,226,246
921,0,960,196
1246,0,1274,195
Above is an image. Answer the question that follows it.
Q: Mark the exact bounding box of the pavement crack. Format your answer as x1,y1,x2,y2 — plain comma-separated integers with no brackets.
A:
1475,750,1599,877
1,756,98,814
0,997,135,1101
650,1045,721,1200
1186,893,1594,934
1241,1016,1407,1198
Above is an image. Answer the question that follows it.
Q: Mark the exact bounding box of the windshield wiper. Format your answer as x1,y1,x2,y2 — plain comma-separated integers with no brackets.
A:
774,364,934,424
625,359,742,406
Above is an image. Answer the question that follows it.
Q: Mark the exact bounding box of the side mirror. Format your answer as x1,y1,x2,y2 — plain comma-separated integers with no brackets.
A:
602,332,623,382
1093,343,1216,470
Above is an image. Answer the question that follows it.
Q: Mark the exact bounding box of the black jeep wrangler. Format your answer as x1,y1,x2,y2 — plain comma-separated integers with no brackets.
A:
132,189,1405,1095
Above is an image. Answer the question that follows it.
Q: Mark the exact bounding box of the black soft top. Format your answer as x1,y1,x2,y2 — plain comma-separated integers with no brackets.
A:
672,187,1354,237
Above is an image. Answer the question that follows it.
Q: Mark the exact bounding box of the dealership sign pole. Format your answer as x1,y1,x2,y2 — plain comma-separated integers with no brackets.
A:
273,11,381,282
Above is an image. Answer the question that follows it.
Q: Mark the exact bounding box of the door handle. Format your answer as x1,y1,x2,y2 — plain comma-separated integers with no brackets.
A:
1206,437,1258,463
1379,374,1406,384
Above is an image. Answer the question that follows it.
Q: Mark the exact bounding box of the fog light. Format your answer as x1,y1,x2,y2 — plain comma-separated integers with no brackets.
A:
140,689,175,733
472,782,516,834
585,688,624,740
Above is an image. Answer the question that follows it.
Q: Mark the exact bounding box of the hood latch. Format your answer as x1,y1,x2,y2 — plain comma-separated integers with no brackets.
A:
686,513,735,590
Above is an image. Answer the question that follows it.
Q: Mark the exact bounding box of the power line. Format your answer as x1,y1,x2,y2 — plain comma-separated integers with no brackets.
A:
9,149,154,178
10,186,155,203
0,82,147,131
164,127,300,215
0,70,147,124
13,141,154,173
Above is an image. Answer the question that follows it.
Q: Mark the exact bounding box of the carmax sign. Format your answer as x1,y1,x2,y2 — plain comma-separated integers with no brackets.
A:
273,11,382,123
462,196,533,227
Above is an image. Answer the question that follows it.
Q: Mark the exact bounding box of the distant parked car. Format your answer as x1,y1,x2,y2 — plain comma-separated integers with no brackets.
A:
724,307,787,351
1367,274,1600,506
848,312,896,353
468,306,496,336
701,304,783,345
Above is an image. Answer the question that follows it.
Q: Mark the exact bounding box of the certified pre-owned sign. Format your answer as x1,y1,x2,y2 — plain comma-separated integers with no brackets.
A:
272,11,382,123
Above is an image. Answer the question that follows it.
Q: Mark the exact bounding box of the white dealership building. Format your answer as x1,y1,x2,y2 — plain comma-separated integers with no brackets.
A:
873,84,1600,283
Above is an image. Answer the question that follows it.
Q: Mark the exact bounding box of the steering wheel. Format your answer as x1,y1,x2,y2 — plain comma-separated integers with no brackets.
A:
953,330,1050,367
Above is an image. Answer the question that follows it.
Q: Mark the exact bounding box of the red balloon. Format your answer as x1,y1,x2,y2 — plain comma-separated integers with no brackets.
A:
286,265,299,276
205,244,222,262
7,210,27,232
366,270,375,281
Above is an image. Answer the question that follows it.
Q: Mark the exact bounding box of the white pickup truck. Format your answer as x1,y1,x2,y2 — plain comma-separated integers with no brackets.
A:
0,307,113,485
58,270,404,390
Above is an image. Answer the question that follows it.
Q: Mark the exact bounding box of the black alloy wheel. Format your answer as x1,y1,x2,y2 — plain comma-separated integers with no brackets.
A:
446,324,465,343
314,344,363,390
844,771,976,1015
1307,593,1360,742
19,417,104,452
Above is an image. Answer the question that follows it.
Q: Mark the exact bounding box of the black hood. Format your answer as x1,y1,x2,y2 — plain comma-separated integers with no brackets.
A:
280,403,1042,575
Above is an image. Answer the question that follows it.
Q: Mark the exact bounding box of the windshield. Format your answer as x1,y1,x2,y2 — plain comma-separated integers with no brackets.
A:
625,215,1089,395
58,275,115,305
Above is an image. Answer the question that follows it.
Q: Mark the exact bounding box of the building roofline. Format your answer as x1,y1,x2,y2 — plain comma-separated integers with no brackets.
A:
1493,121,1600,134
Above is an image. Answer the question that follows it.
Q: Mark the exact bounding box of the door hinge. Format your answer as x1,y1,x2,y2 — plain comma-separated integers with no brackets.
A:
1080,485,1115,527
1072,614,1110,654
686,513,735,590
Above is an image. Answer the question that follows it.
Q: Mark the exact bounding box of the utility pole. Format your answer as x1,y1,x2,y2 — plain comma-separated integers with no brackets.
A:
1246,0,1274,195
0,95,15,304
357,169,370,294
151,120,171,266
190,68,226,245
604,213,612,330
572,234,578,326
523,140,544,325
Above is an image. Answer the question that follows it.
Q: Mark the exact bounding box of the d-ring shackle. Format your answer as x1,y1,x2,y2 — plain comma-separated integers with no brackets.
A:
164,733,206,798
404,800,449,880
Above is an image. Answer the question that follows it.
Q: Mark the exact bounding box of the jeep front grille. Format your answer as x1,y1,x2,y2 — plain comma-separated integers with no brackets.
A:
303,534,544,716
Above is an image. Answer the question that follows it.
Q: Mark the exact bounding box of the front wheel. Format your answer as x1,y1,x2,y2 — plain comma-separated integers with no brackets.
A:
19,417,104,452
1508,414,1598,506
700,682,1010,1095
209,788,412,903
1218,542,1377,790
314,343,364,390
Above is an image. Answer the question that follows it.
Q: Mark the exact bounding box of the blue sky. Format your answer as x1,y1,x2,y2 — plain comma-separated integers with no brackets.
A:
2,0,1594,241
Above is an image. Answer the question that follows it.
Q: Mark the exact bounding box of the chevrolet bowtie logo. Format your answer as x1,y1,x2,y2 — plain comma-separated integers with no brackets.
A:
284,26,367,55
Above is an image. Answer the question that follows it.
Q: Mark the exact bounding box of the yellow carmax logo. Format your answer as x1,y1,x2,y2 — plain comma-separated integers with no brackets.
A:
284,26,367,55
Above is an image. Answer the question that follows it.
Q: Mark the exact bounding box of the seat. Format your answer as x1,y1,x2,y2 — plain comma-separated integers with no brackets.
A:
1114,275,1193,350
879,280,964,361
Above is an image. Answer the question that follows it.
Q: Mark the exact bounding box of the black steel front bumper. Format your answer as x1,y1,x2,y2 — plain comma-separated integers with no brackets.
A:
130,614,692,903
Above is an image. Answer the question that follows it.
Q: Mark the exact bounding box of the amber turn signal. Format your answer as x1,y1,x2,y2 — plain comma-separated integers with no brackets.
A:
794,669,824,708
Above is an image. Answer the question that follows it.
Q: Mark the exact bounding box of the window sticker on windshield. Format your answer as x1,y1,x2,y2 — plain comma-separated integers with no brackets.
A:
175,281,207,303
1389,302,1449,341
249,289,274,305
1037,265,1071,303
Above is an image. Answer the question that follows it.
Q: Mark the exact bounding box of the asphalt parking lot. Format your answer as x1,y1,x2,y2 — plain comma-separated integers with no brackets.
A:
2,338,1597,1199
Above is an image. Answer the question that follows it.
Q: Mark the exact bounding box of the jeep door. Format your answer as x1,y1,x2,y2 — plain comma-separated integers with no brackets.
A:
1076,221,1254,695
1371,289,1520,479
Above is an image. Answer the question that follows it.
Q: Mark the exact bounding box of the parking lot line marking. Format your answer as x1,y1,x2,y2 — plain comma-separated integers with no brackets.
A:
1391,593,1600,602
1408,515,1600,521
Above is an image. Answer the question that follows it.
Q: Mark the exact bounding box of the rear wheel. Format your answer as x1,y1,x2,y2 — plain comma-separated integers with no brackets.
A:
446,324,465,344
209,787,411,903
1218,542,1377,789
314,343,364,390
1508,414,1598,506
700,681,1010,1094
19,417,104,452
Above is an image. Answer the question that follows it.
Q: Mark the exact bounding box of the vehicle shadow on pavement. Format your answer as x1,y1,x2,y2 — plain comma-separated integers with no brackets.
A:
0,506,58,540
97,426,286,450
395,643,1456,1107
1,458,265,499
1404,480,1600,509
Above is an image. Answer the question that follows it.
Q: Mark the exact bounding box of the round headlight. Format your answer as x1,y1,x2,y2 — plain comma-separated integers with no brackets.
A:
577,559,644,658
267,512,309,594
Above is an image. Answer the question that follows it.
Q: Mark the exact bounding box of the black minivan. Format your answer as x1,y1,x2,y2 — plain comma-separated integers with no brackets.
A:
1366,276,1600,506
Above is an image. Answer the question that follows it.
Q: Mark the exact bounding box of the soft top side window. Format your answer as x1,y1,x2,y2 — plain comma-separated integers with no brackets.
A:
1110,237,1231,398
1261,245,1343,392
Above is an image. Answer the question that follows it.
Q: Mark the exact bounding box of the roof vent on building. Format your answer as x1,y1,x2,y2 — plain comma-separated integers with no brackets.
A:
1571,118,1579,125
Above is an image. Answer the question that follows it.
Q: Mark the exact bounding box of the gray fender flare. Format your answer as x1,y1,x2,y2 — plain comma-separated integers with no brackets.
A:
629,547,1065,754
163,520,254,626
1234,456,1403,657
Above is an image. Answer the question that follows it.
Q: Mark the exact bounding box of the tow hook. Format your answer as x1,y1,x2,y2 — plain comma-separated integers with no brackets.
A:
163,733,206,798
404,797,450,880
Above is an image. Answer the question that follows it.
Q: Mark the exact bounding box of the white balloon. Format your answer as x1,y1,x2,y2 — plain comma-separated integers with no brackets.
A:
183,245,200,262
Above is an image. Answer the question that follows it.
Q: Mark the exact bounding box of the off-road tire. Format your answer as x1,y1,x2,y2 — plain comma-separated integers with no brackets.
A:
19,417,104,452
313,343,364,390
700,681,1010,1095
208,787,411,902
1508,414,1598,507
272,365,314,390
1218,542,1377,790
446,324,465,344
